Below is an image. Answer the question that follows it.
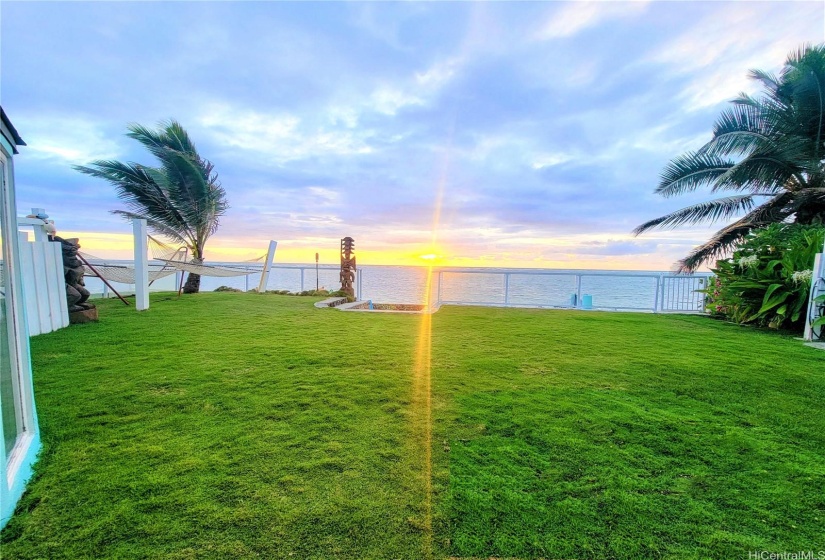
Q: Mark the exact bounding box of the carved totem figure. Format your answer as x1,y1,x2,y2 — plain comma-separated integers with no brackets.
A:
340,237,356,298
52,236,93,312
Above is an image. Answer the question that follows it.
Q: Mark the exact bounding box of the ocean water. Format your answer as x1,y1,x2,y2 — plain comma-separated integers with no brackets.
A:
83,262,711,312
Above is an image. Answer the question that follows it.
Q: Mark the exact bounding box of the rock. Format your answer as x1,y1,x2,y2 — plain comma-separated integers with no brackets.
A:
69,307,99,324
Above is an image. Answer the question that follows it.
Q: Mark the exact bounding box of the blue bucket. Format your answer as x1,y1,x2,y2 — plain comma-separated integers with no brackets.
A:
582,294,593,310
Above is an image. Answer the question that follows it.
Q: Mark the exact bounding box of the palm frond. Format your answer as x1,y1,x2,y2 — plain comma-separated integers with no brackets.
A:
710,152,801,194
77,121,227,263
676,222,753,273
111,210,190,247
655,152,734,197
789,187,825,223
632,195,756,235
784,50,825,161
699,104,778,158
676,193,795,272
160,120,199,155
746,69,781,92
126,123,174,163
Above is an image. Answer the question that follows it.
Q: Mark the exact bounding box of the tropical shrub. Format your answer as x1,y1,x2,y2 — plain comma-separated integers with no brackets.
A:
704,223,824,331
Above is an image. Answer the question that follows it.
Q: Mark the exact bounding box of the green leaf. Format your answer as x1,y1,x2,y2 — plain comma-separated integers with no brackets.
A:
758,289,791,314
762,283,784,302
765,259,782,270
729,280,770,289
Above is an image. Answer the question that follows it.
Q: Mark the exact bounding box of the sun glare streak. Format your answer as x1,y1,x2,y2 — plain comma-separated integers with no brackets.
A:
412,266,435,558
411,125,451,558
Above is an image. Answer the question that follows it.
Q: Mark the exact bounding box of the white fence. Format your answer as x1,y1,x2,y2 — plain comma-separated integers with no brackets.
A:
81,261,712,314
421,269,712,313
17,234,68,335
82,262,339,297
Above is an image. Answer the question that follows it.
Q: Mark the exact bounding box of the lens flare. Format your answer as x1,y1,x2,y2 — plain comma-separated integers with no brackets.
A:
412,131,449,557
412,265,435,557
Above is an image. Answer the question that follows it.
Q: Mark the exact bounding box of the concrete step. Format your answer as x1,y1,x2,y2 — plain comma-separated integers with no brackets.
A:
314,297,348,308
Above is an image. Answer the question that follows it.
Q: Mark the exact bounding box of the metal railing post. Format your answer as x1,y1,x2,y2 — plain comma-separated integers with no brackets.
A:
357,270,362,300
697,276,708,312
301,268,305,292
660,275,667,311
653,274,661,313
103,262,110,298
245,274,249,292
575,274,582,308
437,271,443,305
504,272,510,306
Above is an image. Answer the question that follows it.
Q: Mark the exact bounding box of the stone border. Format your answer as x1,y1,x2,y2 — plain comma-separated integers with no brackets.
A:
316,298,440,314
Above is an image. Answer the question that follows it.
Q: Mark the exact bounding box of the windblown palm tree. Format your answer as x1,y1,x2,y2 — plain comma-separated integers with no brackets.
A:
634,44,825,272
75,120,228,293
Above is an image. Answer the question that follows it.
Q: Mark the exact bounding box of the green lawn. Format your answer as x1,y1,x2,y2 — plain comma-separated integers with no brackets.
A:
1,293,823,559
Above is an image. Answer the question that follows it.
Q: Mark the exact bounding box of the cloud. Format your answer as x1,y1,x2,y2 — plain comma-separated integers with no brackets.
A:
649,2,822,111
577,239,659,256
197,103,373,163
369,56,463,115
370,87,425,116
535,1,649,40
531,152,574,169
15,114,122,165
3,1,823,269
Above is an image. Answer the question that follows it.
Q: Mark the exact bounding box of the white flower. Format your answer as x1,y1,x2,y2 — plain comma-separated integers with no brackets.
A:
792,269,813,284
737,255,759,268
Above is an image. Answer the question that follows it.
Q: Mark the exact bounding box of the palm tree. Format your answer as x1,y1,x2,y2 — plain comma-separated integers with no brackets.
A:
75,120,228,293
634,44,825,272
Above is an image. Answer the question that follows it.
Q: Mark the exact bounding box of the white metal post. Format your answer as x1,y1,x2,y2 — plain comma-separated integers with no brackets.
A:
256,240,277,292
575,275,582,308
660,276,667,311
804,253,824,341
653,274,661,313
300,269,305,292
504,273,510,306
133,219,149,311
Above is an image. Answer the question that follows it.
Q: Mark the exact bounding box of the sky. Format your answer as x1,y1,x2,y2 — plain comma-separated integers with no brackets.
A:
2,1,823,269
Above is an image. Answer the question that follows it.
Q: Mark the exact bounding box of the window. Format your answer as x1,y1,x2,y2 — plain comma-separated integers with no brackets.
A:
0,155,25,459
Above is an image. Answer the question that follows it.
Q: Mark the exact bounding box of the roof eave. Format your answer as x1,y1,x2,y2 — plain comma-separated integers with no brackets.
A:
0,107,26,155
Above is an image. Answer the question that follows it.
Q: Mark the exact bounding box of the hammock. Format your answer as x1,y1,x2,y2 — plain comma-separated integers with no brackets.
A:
153,258,259,277
80,252,179,284
147,236,261,277
80,237,265,286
